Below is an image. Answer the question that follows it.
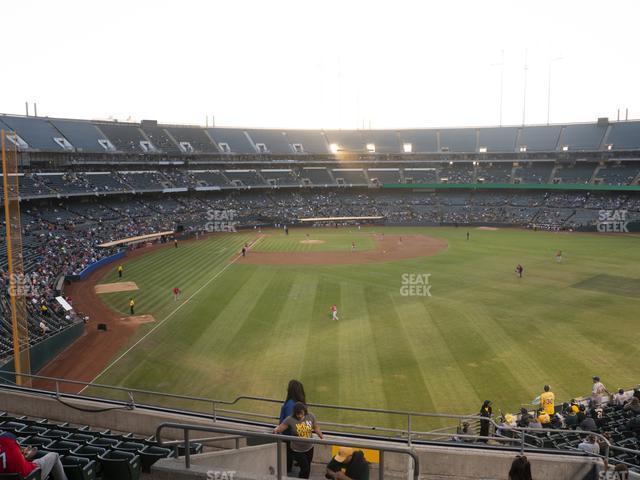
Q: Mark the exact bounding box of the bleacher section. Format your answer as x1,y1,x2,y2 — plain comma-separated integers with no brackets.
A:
514,162,555,184
96,123,150,153
367,168,401,184
117,171,169,191
208,128,255,154
140,122,181,155
403,168,438,184
518,125,562,151
166,126,219,154
224,170,265,187
439,162,475,183
259,169,301,186
284,130,329,154
608,121,640,150
331,169,367,185
191,170,229,189
2,114,640,156
0,115,70,151
397,129,438,153
360,130,402,154
246,130,292,155
49,119,113,153
554,163,597,184
478,127,518,152
560,124,607,150
476,162,513,183
440,128,477,153
324,130,366,152
300,167,335,186
597,163,640,186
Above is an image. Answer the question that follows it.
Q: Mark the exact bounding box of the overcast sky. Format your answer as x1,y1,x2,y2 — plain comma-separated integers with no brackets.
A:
2,0,639,129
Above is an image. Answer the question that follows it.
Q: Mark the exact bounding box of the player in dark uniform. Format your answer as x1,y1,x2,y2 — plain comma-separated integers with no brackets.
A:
516,264,524,278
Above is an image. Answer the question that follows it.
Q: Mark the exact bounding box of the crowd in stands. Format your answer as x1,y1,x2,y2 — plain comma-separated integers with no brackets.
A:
482,378,640,474
5,162,640,202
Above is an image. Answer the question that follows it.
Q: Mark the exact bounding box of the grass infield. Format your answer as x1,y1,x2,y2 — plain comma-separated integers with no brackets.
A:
92,227,640,429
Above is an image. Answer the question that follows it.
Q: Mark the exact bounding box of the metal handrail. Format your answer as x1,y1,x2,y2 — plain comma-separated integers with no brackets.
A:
3,372,639,468
4,372,485,441
155,421,420,480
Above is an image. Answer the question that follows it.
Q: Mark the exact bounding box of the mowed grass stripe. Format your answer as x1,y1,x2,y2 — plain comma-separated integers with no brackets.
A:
302,276,341,405
219,271,295,396
335,282,389,427
392,299,481,416
248,271,319,409
364,285,435,415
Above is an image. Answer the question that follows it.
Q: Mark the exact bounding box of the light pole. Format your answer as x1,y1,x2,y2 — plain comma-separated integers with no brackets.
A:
522,49,528,126
547,57,563,125
490,50,505,127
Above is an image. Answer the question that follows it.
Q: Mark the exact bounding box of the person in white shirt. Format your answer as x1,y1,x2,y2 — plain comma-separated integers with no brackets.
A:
612,388,629,407
591,376,609,406
578,434,600,455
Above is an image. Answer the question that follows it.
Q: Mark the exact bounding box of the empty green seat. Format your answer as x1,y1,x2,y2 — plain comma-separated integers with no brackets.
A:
60,455,96,480
98,450,141,480
139,445,172,473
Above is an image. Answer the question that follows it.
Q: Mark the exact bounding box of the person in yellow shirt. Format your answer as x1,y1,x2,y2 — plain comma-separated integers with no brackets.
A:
129,298,135,315
537,409,551,426
540,385,555,415
570,399,580,414
118,265,124,278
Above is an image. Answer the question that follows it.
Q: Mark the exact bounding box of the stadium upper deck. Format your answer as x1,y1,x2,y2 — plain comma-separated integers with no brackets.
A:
2,114,640,156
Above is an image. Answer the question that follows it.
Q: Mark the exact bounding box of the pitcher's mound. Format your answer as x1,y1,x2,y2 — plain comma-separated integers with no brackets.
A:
300,239,325,244
121,315,155,324
95,282,139,294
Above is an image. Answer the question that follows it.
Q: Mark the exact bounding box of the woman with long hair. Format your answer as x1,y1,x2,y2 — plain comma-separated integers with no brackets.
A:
279,380,306,474
509,455,532,480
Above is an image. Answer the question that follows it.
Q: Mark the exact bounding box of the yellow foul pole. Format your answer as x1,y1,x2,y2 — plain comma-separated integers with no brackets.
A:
1,130,30,385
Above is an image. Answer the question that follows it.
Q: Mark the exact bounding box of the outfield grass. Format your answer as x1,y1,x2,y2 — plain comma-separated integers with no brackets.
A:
93,227,640,429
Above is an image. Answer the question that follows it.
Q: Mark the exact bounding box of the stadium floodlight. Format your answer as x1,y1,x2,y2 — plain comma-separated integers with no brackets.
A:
329,143,340,154
479,146,487,153
607,144,613,151
366,143,376,153
519,146,527,152
403,143,412,153
562,145,569,151
449,161,454,165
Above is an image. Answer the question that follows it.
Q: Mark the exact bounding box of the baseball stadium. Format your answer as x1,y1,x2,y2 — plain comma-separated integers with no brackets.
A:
1,113,639,479
2,1,640,478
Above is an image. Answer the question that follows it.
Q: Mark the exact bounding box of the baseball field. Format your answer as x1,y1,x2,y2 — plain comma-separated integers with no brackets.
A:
75,227,639,430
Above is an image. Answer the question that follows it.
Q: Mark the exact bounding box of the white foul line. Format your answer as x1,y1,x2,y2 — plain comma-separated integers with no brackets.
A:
78,236,263,394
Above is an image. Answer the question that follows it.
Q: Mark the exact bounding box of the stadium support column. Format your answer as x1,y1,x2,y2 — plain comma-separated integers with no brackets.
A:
1,130,31,386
